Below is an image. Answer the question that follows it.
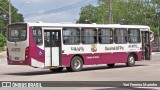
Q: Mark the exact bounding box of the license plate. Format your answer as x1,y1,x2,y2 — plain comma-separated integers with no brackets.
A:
15,57,19,60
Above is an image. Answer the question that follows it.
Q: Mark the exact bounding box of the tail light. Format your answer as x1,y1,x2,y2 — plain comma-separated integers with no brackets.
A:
25,47,29,59
7,48,9,58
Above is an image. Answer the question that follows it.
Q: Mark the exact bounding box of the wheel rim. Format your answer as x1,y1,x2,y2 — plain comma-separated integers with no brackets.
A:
73,59,81,69
129,56,135,64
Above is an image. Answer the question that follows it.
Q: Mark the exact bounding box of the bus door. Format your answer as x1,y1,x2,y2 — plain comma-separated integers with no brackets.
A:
141,31,150,60
44,30,61,67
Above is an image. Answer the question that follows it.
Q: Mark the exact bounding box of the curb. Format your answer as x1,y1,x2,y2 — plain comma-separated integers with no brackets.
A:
152,52,160,54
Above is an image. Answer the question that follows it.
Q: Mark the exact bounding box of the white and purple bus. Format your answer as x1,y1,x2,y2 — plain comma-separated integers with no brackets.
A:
7,22,152,72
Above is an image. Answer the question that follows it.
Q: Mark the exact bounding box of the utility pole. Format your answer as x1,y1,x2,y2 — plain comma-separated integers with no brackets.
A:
0,0,29,24
144,12,146,25
158,15,160,51
108,0,112,24
8,0,11,24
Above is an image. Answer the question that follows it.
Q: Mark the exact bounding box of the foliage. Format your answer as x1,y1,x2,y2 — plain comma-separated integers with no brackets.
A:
78,4,98,23
0,34,6,51
0,0,24,51
0,0,24,36
78,0,160,33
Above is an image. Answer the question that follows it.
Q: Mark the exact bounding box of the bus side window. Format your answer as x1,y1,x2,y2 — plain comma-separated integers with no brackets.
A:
128,29,140,43
63,28,80,45
81,28,97,44
145,32,149,45
44,32,50,47
114,29,127,44
32,27,43,45
98,28,113,44
52,32,59,47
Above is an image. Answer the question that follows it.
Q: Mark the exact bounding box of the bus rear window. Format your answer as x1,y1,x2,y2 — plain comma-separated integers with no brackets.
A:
8,24,27,42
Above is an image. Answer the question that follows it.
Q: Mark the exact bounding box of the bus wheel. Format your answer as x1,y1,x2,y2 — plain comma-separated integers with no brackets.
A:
50,67,63,72
66,56,83,72
107,64,115,68
126,54,135,67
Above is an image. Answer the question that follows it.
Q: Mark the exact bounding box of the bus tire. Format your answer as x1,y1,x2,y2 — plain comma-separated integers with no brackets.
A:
66,56,83,72
126,54,135,67
107,64,115,68
50,67,63,72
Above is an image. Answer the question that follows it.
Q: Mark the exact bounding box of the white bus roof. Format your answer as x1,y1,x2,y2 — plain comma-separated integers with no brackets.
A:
11,22,150,31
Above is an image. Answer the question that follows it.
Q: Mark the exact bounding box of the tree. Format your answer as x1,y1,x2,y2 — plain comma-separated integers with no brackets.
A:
151,0,160,7
78,4,98,23
78,0,158,33
0,0,24,35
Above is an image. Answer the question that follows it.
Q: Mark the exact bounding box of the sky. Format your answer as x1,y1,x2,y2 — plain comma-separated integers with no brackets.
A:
11,0,98,23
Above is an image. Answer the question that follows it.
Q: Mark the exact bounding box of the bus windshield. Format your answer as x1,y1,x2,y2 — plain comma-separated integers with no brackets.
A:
8,24,27,42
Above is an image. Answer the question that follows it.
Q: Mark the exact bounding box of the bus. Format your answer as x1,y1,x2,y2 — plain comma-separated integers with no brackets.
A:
7,22,152,72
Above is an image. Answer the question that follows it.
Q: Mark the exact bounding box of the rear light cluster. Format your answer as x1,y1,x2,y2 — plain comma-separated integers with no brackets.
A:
25,47,29,59
7,48,9,58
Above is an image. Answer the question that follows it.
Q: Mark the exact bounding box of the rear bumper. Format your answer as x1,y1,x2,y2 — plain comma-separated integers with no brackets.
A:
7,57,31,66
7,57,45,68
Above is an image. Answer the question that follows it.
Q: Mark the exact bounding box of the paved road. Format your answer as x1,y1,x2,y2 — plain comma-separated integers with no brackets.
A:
0,52,160,89
0,53,160,81
0,51,6,61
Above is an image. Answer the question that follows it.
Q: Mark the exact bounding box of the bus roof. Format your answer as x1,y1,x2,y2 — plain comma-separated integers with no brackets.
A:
11,22,150,31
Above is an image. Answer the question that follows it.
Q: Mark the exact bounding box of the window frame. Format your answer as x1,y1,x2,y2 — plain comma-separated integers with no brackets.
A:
128,28,141,44
114,28,128,44
32,27,43,45
62,27,80,45
81,28,97,44
98,28,113,44
8,24,27,42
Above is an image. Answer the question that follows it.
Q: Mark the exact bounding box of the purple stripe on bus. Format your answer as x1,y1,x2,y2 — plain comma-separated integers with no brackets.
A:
61,51,143,67
8,51,143,67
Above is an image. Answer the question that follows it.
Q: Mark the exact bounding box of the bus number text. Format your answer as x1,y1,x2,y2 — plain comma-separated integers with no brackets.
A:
71,47,84,51
11,48,21,52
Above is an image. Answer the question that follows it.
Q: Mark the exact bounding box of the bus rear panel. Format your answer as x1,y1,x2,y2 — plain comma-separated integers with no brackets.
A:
7,24,31,65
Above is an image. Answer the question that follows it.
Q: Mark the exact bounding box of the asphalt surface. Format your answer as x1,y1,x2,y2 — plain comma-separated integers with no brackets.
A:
0,52,160,90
